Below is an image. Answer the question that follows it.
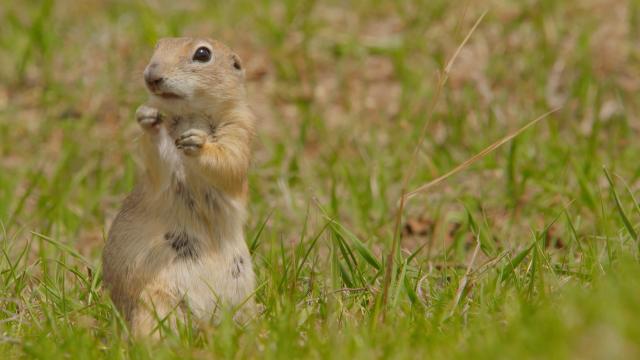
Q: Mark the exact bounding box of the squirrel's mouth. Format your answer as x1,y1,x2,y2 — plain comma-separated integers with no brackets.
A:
156,92,183,100
146,83,184,100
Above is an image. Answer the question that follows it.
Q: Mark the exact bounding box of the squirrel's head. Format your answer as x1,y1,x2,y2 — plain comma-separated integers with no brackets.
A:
143,37,246,115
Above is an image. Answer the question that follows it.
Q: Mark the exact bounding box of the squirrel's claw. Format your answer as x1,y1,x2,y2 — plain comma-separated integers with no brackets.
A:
175,129,208,156
136,105,162,131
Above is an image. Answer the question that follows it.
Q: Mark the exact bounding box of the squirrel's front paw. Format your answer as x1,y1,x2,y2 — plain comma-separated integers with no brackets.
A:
136,105,162,131
175,129,208,156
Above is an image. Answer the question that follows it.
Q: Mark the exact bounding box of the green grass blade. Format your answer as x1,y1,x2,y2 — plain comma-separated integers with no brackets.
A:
603,167,638,241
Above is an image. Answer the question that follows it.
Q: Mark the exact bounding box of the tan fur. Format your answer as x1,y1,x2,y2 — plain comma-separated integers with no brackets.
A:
102,37,257,338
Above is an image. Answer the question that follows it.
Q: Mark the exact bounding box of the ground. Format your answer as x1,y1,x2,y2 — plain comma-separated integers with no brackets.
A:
1,0,640,358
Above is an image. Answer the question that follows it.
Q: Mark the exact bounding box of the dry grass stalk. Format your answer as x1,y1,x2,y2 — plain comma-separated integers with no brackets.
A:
379,10,488,319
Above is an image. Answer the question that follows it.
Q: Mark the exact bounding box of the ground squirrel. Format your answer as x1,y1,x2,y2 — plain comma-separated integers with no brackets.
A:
102,37,257,337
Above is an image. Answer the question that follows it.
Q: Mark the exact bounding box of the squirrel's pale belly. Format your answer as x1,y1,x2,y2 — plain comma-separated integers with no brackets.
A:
103,127,255,325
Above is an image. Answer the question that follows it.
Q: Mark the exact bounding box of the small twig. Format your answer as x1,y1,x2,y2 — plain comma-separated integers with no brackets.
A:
330,287,369,295
304,287,370,304
471,250,509,277
448,235,481,318
416,274,430,307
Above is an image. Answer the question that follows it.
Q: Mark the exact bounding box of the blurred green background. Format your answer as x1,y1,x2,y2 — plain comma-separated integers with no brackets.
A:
1,0,640,358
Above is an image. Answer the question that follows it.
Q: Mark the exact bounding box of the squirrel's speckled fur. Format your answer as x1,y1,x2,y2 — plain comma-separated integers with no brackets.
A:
102,37,256,337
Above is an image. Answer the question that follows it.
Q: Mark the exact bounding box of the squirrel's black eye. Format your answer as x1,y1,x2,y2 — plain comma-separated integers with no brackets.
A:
193,47,212,62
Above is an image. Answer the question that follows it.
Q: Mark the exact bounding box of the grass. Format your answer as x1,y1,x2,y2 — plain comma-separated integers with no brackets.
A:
1,0,640,358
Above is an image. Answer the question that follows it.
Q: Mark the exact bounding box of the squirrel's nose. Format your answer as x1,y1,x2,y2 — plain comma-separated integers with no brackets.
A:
144,64,164,89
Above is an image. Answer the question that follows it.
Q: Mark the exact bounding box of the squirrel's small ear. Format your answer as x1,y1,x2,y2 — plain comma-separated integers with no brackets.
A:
231,53,243,72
